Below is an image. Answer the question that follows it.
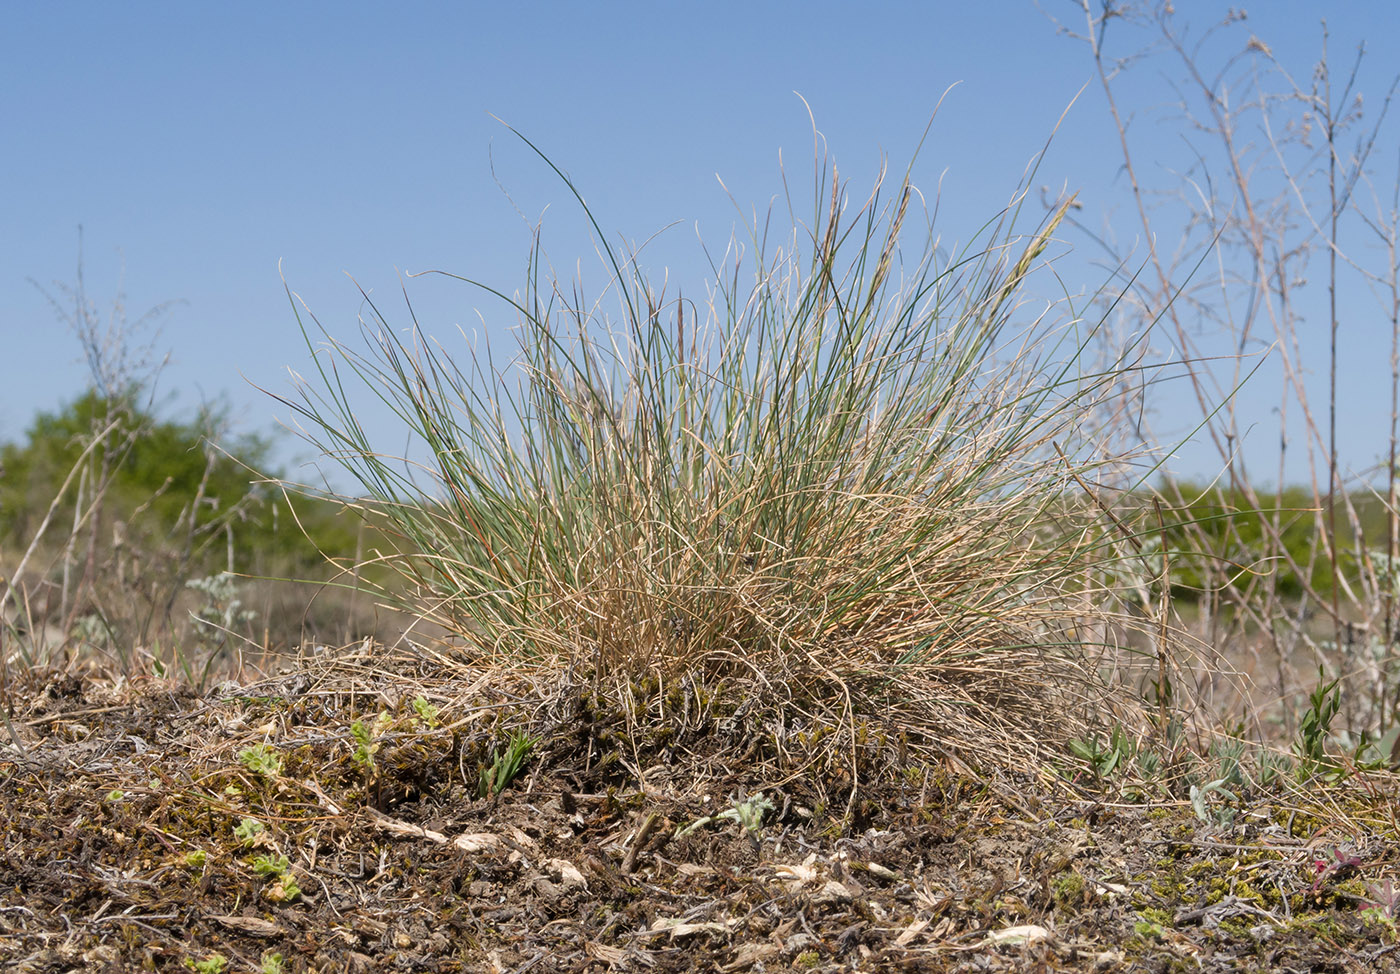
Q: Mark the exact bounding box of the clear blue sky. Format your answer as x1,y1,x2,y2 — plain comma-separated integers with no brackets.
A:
4,1,1396,489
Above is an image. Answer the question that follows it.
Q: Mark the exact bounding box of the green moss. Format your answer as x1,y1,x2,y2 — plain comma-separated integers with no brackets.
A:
1139,907,1173,927
1276,912,1348,940
1149,875,1188,901
1215,916,1257,940
1052,870,1088,911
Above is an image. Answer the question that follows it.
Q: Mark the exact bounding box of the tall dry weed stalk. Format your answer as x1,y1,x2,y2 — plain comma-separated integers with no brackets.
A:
1055,1,1400,745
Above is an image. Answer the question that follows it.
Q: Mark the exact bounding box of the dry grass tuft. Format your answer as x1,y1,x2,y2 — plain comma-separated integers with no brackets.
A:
280,123,1165,792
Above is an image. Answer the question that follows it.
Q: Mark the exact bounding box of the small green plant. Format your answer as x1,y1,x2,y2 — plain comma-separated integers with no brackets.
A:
250,852,301,902
1068,725,1135,782
233,817,265,847
104,789,124,802
477,728,538,798
237,742,283,777
1360,879,1400,940
267,872,301,903
184,955,227,974
251,853,291,877
723,792,773,837
1295,668,1342,780
411,695,440,727
1189,778,1238,827
350,712,392,775
675,791,775,840
260,953,286,974
1257,749,1293,787
1207,732,1247,790
183,850,207,869
1134,917,1166,941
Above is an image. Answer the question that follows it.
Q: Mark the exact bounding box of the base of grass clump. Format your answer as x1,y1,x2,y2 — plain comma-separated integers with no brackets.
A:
532,638,1115,813
3,644,1398,973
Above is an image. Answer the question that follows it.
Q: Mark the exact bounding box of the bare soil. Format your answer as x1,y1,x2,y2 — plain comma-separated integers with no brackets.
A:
1,645,1397,973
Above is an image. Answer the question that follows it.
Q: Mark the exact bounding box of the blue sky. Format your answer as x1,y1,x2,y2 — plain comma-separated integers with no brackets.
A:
4,1,1398,489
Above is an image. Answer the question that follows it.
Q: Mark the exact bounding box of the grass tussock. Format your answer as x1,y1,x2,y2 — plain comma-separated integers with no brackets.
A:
281,127,1159,780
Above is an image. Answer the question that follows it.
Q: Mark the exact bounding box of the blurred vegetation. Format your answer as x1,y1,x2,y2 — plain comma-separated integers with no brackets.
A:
0,388,357,580
1159,484,1388,604
0,384,390,675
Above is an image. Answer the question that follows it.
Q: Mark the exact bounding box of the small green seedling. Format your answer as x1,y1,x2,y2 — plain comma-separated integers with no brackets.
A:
477,729,538,798
350,712,392,774
1068,725,1135,782
237,743,283,777
184,955,227,974
183,850,207,869
265,871,301,903
676,792,775,840
350,719,376,770
722,792,774,836
251,853,291,877
411,695,440,727
260,953,286,974
251,853,301,902
1295,668,1342,780
105,789,125,802
1189,778,1238,827
233,817,265,847
1134,917,1167,941
1257,749,1293,786
276,874,301,901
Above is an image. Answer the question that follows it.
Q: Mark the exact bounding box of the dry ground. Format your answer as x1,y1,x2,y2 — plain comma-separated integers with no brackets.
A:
1,643,1398,973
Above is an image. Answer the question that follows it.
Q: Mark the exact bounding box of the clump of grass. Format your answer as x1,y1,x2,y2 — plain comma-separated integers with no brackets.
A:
281,122,1155,777
477,728,537,799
